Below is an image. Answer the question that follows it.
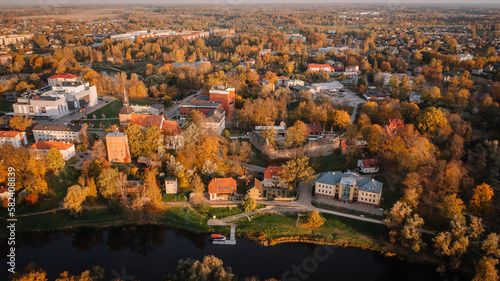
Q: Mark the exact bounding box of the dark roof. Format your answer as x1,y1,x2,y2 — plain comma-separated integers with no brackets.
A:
33,124,82,132
246,178,263,192
119,105,134,115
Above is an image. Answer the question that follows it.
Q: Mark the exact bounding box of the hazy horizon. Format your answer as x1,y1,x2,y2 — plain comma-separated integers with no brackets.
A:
1,0,500,7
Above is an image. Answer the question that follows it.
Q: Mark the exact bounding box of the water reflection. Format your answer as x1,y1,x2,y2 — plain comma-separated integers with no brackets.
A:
71,228,104,252
105,225,165,256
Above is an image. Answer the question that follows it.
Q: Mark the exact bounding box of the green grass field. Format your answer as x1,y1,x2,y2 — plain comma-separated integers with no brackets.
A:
236,212,387,247
91,100,123,118
310,154,350,173
0,100,16,112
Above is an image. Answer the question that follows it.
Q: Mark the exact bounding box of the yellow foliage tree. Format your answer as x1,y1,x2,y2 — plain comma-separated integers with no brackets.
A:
469,183,494,217
308,210,325,228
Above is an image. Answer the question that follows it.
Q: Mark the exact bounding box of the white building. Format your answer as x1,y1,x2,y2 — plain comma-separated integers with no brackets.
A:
164,178,178,194
458,53,473,62
47,74,80,86
12,82,98,119
28,140,76,161
33,124,84,142
205,108,226,135
311,81,344,91
0,131,27,148
276,78,305,89
409,93,422,104
357,159,379,174
286,34,306,43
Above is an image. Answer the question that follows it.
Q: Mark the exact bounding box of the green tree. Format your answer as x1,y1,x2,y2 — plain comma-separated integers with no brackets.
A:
48,147,65,171
307,210,325,228
241,194,256,213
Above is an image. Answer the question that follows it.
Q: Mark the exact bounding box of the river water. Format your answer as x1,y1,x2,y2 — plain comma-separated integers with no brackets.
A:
0,226,464,281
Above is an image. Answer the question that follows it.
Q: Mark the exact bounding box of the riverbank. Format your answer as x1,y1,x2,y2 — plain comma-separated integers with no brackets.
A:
0,206,443,271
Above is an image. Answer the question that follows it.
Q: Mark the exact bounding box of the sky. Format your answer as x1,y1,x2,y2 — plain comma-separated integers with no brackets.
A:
1,0,500,5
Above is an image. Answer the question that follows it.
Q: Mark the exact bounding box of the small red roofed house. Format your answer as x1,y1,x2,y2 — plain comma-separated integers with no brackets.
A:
383,119,405,136
208,178,237,200
340,139,357,155
263,166,289,198
28,140,76,161
0,131,27,148
357,159,380,174
308,64,335,73
306,124,322,136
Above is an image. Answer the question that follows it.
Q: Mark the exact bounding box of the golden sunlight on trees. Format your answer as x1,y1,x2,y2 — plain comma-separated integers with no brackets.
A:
307,210,325,228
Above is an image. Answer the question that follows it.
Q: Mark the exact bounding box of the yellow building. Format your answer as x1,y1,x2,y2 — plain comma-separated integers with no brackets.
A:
314,171,383,208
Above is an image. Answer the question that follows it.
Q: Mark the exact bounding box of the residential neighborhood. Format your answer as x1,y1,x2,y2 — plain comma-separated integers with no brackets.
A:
0,3,499,281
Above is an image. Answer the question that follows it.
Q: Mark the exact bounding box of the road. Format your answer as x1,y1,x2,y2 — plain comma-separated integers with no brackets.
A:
350,105,358,124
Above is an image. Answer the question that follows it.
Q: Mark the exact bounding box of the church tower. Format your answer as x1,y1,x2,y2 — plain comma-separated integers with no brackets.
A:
119,89,134,126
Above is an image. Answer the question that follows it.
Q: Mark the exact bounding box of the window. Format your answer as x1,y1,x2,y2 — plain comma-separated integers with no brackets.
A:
41,107,46,113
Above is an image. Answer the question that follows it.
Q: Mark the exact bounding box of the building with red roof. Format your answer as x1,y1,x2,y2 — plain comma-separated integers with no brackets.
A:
0,131,27,148
340,139,358,155
47,73,81,86
29,140,76,160
208,178,237,200
308,64,335,73
383,119,405,136
357,159,380,174
306,124,322,135
263,166,289,198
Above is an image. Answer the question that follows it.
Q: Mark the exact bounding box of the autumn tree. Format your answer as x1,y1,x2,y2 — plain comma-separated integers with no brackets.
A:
97,168,119,198
91,139,107,162
401,173,422,209
330,110,351,131
284,120,309,147
166,255,234,281
64,184,88,216
241,194,256,213
307,210,325,228
416,107,447,134
142,169,162,206
9,115,32,131
469,183,494,217
9,262,48,281
48,147,65,172
436,194,465,223
191,174,205,205
384,201,425,252
280,156,315,191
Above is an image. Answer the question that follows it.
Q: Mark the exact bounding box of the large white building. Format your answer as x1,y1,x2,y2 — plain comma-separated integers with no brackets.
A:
0,131,27,148
315,171,383,208
12,81,98,119
311,81,344,92
32,124,84,142
28,140,76,161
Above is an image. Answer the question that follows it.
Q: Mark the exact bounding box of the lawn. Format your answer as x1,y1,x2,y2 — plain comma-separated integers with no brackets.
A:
156,207,227,234
236,212,387,247
81,119,120,129
0,100,16,112
309,154,350,173
10,208,129,232
90,100,123,118
375,175,400,210
162,193,188,202
247,142,269,167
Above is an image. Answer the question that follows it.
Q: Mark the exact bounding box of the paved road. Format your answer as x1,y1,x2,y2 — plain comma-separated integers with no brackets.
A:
350,105,358,124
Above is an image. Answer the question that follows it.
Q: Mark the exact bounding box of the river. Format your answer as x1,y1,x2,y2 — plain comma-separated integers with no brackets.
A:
0,226,465,281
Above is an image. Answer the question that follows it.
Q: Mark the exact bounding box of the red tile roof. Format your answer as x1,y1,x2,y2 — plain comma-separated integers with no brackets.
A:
384,119,405,135
29,140,74,151
162,120,182,135
0,131,24,138
264,166,284,180
208,178,237,194
129,114,163,128
308,64,333,68
306,124,322,134
360,159,379,169
48,74,78,79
